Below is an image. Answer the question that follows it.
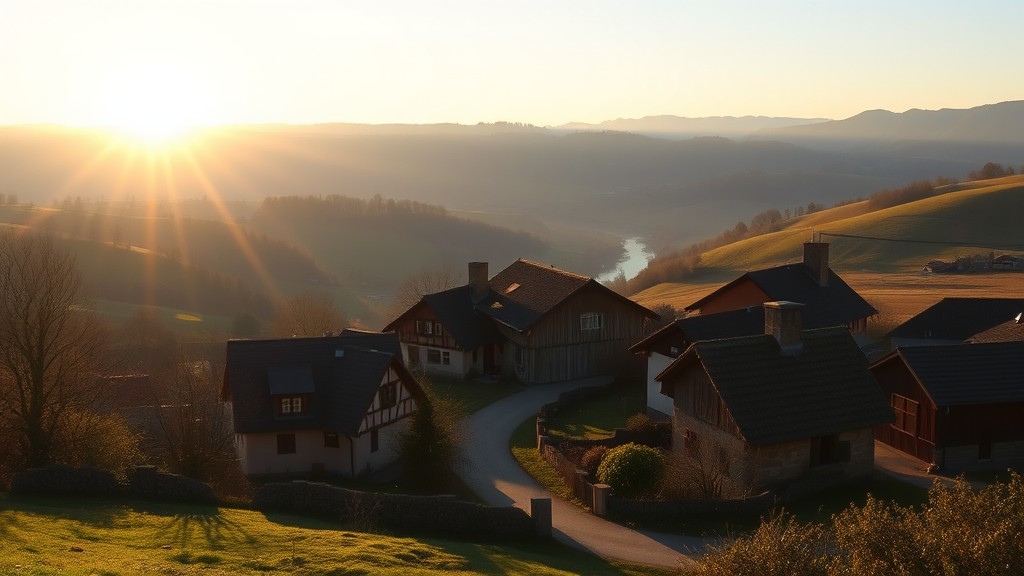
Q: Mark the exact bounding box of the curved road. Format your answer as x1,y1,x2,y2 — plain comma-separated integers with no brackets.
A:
457,377,705,570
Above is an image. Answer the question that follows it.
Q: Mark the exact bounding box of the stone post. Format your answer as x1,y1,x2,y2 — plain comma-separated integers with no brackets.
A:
592,484,612,517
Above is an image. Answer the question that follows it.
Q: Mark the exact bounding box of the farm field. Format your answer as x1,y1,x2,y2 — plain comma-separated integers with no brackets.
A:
634,271,1023,334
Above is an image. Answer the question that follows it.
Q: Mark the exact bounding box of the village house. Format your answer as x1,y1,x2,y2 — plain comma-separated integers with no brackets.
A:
384,260,658,385
633,242,877,416
887,297,1024,350
967,312,1024,343
222,329,422,478
871,341,1024,470
657,301,892,498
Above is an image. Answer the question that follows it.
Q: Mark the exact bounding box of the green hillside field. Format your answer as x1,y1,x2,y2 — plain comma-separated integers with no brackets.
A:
0,495,669,576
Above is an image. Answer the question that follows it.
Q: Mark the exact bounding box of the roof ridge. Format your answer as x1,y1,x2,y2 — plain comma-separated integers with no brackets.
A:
513,258,593,281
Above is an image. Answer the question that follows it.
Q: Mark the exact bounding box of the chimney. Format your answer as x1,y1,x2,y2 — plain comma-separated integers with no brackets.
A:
803,242,829,287
765,301,804,352
468,262,489,301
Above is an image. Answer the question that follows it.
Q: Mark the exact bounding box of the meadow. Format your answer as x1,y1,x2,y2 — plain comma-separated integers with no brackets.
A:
0,494,673,576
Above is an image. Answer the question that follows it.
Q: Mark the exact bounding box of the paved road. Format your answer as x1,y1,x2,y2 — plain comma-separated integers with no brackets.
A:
457,377,705,570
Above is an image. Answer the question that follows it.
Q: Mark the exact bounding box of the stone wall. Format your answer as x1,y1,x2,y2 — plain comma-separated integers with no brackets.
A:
253,480,539,540
10,464,216,505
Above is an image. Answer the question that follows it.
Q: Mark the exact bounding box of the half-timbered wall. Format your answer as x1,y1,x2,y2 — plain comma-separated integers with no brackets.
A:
358,366,419,433
391,304,462,351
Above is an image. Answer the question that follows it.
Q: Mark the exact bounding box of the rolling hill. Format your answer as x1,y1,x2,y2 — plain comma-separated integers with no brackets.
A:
632,176,1024,306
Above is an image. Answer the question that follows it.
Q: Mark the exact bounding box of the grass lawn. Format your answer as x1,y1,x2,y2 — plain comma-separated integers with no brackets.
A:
0,494,673,576
423,374,527,415
541,384,645,440
509,416,577,504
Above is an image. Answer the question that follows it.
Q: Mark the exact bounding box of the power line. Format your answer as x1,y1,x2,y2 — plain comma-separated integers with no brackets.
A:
819,232,1024,252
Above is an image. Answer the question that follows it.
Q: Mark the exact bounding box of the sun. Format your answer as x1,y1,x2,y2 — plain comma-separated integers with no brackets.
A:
101,68,211,145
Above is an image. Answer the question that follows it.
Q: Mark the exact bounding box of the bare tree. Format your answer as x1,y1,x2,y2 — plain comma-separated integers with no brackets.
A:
271,290,346,337
151,355,235,482
0,232,119,467
389,267,458,318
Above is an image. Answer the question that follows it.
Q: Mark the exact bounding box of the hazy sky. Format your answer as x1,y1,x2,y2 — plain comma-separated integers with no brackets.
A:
3,0,1023,129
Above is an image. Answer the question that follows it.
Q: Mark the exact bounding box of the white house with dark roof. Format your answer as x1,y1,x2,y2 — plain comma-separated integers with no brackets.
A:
222,330,422,478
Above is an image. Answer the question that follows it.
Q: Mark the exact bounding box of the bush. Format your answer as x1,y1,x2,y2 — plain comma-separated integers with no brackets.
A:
580,446,609,479
596,443,665,498
695,513,832,576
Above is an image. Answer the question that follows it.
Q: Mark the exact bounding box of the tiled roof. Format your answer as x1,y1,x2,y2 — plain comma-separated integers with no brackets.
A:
480,259,593,331
422,286,501,350
224,331,416,436
685,264,877,327
888,298,1024,341
885,342,1024,406
967,316,1024,343
630,307,764,353
660,327,892,446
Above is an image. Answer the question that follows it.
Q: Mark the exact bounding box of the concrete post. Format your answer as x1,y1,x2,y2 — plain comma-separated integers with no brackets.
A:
531,497,552,537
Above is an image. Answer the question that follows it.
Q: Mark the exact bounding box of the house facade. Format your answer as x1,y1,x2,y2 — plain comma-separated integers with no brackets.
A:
385,260,657,385
223,330,422,478
871,342,1024,471
657,302,892,497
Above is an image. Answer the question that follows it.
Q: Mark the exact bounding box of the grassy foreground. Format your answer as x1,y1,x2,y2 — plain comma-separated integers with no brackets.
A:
0,495,670,576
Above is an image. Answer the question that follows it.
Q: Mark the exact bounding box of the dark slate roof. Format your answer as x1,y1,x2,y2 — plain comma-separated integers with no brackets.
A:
425,286,501,350
386,259,657,342
888,298,1024,341
224,333,418,436
967,316,1024,343
659,327,892,446
885,342,1024,406
631,307,765,353
685,264,877,327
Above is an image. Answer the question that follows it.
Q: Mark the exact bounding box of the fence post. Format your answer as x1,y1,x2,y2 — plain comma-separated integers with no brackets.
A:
592,484,612,517
531,498,552,537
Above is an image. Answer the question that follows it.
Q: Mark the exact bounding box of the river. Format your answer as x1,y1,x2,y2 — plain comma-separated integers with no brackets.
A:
596,237,655,282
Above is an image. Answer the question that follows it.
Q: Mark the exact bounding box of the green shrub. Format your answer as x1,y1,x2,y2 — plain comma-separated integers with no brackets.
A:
596,443,664,498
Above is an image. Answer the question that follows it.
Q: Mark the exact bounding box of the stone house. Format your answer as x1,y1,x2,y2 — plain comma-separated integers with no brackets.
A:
656,301,892,498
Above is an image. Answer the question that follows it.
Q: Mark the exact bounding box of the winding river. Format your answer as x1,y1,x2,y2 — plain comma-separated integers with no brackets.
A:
596,237,655,282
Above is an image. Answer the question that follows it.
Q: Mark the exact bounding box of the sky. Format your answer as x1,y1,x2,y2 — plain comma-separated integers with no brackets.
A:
2,0,1023,131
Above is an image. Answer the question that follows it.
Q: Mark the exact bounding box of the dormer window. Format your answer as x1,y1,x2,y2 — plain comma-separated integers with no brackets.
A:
277,395,307,416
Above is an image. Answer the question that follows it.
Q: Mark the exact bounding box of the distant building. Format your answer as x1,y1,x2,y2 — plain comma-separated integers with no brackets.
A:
384,260,658,385
222,330,422,478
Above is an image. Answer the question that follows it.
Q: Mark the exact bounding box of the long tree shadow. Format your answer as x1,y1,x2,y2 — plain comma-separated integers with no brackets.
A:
155,511,258,550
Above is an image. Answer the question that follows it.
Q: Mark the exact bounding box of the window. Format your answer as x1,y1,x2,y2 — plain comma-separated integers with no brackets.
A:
415,320,434,335
670,346,680,356
370,429,379,453
277,433,296,454
580,313,603,331
891,394,918,436
277,395,306,416
434,322,443,336
380,382,397,407
324,432,339,448
426,349,450,365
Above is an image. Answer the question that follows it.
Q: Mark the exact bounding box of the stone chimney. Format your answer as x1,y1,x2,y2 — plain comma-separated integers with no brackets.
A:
803,242,829,287
468,262,489,302
765,301,804,352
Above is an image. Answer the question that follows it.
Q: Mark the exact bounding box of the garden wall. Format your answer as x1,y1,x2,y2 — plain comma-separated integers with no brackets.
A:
10,464,217,504
253,480,539,540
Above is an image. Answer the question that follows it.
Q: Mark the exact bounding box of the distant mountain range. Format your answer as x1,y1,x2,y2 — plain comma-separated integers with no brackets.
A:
1,101,1021,254
554,115,828,139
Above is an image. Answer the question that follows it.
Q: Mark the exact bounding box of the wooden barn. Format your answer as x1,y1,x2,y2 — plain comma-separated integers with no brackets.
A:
385,260,658,384
871,341,1024,470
